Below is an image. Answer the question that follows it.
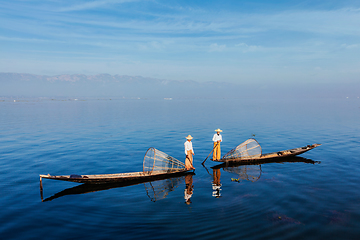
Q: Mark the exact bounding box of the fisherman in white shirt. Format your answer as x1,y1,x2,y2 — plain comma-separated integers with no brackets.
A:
184,135,195,170
212,129,223,160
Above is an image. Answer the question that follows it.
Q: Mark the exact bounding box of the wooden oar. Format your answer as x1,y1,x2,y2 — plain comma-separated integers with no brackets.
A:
201,163,213,177
202,142,219,165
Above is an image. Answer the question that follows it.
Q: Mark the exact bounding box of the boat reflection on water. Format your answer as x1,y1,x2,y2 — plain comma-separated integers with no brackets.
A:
208,156,320,196
40,172,195,202
41,157,319,202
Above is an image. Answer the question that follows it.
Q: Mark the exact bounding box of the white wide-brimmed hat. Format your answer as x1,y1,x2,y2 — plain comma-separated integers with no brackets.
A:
186,135,193,140
214,128,223,132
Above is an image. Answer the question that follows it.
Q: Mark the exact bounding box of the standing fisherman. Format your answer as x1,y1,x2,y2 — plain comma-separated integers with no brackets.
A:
184,135,195,170
212,129,223,160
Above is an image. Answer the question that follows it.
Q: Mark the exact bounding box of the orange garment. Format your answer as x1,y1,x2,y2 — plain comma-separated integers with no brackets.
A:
213,142,221,160
185,150,194,170
184,174,193,204
213,168,221,186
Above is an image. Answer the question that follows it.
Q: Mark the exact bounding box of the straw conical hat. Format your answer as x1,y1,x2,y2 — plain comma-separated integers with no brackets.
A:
214,128,223,132
186,135,193,140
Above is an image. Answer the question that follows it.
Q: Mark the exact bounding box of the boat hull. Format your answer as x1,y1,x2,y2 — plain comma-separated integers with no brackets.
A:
212,144,321,163
40,169,193,184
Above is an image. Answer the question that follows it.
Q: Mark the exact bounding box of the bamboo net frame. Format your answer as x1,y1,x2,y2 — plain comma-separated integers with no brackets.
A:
222,138,262,160
143,147,185,174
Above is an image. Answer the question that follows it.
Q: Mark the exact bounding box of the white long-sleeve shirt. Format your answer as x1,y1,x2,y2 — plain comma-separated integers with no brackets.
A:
184,141,194,154
213,133,222,142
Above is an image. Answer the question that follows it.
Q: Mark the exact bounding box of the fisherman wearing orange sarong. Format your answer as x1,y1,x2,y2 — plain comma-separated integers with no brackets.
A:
212,129,222,160
184,135,195,170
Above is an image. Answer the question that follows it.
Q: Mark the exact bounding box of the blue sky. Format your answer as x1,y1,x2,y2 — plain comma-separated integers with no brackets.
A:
0,0,359,84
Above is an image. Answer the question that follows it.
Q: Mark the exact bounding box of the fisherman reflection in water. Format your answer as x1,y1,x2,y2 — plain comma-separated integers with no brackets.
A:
184,174,194,204
212,168,222,198
212,129,223,161
184,135,195,170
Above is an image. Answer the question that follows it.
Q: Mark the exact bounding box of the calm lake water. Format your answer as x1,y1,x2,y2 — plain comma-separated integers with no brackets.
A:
1,97,359,240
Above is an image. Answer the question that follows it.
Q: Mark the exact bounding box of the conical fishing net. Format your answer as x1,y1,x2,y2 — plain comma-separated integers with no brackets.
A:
143,147,185,174
144,176,185,202
222,138,262,160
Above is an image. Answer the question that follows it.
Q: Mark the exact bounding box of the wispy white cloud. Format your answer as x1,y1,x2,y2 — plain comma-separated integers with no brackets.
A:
138,40,173,51
1,1,360,83
259,8,360,36
341,43,359,49
58,0,141,12
209,43,226,52
2,2,360,39
0,35,52,43
235,43,261,52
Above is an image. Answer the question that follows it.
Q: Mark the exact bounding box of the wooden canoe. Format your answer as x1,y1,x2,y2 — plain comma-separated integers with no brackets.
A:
40,169,193,184
41,172,195,202
212,143,321,163
211,156,320,169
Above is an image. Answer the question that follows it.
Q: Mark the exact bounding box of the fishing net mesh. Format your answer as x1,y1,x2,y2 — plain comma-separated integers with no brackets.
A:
144,176,185,202
224,165,261,182
222,138,262,160
143,147,185,174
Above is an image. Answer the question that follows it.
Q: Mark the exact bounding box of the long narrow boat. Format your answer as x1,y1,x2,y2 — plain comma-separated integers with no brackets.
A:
211,156,321,168
41,172,195,202
40,147,192,184
40,169,192,184
212,138,321,163
256,144,321,160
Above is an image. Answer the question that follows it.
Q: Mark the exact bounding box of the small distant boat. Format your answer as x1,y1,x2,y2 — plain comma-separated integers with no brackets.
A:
212,138,321,163
40,148,192,184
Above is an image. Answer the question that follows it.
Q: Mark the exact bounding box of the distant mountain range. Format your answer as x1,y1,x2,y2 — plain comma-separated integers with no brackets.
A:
0,72,358,99
0,72,249,98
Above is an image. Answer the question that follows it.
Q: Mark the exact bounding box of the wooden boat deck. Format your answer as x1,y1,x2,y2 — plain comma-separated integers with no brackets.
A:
40,169,192,184
212,143,321,163
40,172,195,202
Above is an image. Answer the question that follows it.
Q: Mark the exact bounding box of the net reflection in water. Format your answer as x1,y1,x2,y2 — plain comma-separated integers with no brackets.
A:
224,165,262,182
144,176,185,202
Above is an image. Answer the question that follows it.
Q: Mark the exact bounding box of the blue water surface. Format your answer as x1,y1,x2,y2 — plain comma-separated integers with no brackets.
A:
0,97,359,240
